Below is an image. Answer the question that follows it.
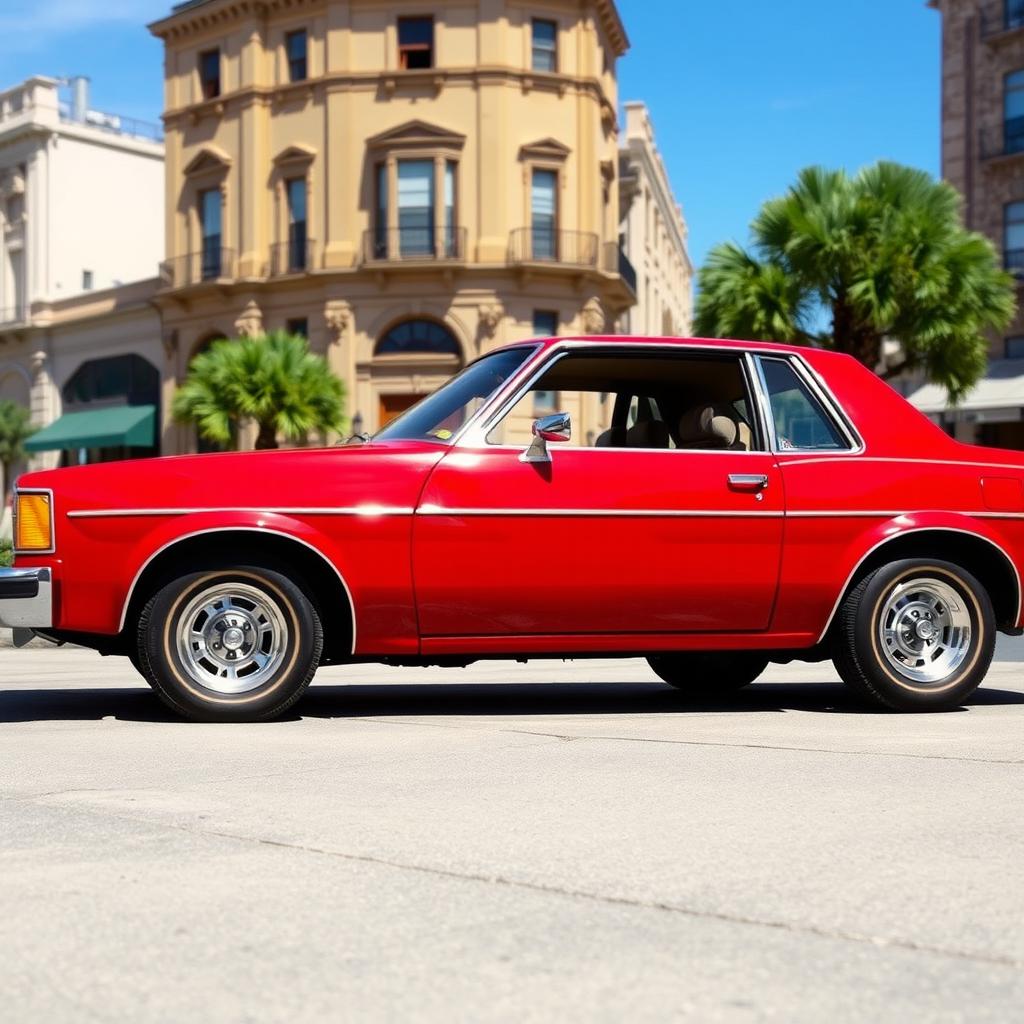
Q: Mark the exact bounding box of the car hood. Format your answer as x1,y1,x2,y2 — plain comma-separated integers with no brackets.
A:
17,440,448,515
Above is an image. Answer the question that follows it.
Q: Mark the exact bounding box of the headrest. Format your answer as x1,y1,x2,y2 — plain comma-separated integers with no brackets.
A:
625,420,671,449
677,405,738,449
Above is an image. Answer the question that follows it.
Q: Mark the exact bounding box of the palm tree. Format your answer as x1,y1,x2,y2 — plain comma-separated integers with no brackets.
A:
173,331,346,450
695,162,1017,402
0,400,35,498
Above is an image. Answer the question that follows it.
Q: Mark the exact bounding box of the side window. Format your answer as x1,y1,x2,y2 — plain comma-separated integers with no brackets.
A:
485,351,759,451
758,357,848,451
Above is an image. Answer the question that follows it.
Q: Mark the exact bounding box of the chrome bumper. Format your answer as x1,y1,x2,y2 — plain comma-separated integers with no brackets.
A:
0,567,53,629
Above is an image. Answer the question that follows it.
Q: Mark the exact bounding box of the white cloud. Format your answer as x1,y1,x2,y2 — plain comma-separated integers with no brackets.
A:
0,0,168,38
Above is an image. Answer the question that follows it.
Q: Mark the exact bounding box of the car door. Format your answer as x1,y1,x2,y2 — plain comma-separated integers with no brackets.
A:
412,348,784,639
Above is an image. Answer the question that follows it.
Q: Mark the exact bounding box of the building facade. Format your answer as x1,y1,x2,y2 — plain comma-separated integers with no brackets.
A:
920,1,1024,446
618,101,692,338
0,75,165,496
149,0,636,447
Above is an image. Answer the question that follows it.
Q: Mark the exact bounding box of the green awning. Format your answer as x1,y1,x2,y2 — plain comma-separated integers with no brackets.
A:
25,405,156,452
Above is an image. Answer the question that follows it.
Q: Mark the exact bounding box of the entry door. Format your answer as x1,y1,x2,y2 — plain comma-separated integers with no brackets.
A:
379,393,421,428
413,445,784,638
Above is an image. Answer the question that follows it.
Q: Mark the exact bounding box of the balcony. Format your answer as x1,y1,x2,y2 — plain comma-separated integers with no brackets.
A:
981,1,1024,40
159,247,236,289
508,228,599,267
980,120,1024,161
361,226,467,265
608,243,638,296
270,238,317,276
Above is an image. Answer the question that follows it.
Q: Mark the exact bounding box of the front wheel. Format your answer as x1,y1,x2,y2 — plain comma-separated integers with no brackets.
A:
647,652,768,693
832,558,994,712
136,565,323,722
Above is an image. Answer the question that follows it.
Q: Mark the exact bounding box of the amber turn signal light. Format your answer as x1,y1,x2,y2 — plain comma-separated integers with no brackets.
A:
15,492,53,552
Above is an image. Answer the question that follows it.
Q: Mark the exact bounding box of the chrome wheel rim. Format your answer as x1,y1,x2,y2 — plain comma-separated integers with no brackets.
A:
877,576,972,685
176,582,288,695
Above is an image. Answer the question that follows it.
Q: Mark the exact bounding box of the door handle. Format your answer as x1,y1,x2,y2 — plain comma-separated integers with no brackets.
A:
728,473,769,492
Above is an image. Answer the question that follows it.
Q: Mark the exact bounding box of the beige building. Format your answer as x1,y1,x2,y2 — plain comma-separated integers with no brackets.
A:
0,75,165,497
149,0,637,449
917,1,1024,447
618,101,692,338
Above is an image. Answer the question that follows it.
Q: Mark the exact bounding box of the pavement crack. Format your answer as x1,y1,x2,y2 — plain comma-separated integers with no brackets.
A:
500,729,1024,765
167,821,1024,970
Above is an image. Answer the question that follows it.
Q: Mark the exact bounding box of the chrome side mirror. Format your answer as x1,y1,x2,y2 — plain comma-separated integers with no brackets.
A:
520,412,571,463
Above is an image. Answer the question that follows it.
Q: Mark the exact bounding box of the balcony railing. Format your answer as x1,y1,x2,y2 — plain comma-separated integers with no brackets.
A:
981,1,1024,39
607,243,638,295
1005,248,1024,276
980,120,1024,160
362,226,467,264
270,237,317,275
508,227,599,267
159,247,236,288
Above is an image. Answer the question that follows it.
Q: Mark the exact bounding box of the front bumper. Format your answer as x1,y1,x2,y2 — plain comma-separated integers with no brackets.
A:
0,567,53,629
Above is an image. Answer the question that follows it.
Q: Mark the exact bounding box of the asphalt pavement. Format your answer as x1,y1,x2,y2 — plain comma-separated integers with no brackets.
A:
1,645,1023,1022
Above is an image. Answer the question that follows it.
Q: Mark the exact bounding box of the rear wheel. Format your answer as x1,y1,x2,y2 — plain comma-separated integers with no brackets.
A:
136,565,323,722
647,652,768,693
832,558,994,712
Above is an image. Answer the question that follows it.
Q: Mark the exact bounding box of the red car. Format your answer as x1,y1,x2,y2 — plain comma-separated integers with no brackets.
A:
2,335,1021,721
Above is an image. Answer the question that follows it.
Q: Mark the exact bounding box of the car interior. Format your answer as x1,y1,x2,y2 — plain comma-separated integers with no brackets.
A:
486,352,759,450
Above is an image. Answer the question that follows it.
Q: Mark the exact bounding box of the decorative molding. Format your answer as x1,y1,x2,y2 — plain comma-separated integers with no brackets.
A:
272,143,317,167
519,138,571,162
183,145,232,178
366,119,466,153
234,300,263,338
478,302,505,339
162,328,179,360
580,297,606,334
324,299,352,344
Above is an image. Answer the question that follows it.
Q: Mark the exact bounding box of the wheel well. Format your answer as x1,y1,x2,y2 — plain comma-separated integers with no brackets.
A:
831,530,1020,634
121,531,355,663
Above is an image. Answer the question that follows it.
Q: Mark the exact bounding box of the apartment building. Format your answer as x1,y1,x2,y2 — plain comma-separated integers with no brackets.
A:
149,0,636,448
916,1,1024,446
618,101,692,338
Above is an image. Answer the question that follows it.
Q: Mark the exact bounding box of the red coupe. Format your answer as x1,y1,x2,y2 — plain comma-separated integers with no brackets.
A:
2,336,1021,721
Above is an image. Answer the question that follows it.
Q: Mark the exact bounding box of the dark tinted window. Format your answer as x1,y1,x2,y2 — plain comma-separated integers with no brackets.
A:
759,357,848,450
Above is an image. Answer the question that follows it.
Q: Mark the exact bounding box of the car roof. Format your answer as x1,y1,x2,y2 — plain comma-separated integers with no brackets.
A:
514,335,824,357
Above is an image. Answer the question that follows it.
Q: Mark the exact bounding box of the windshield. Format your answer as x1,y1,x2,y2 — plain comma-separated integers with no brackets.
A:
373,346,536,443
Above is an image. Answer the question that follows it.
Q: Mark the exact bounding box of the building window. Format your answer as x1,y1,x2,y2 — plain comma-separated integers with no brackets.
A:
199,49,221,100
1006,70,1024,154
398,17,434,69
444,161,457,257
286,177,307,271
199,187,222,279
533,310,558,337
1005,201,1024,275
532,19,557,72
398,160,434,256
531,168,558,259
286,29,308,82
287,317,309,338
376,319,460,357
1009,1,1024,31
82,270,93,291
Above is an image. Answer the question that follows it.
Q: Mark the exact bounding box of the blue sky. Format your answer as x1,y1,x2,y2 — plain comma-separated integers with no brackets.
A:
0,0,940,269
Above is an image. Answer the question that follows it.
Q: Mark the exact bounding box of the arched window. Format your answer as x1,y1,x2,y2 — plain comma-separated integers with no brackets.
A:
375,319,460,358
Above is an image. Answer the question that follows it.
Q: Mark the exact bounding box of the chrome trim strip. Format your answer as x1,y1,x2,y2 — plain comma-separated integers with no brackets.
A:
68,506,416,519
13,487,56,555
416,505,785,518
743,351,773,452
815,527,1023,643
117,526,358,653
777,454,1024,472
790,354,866,453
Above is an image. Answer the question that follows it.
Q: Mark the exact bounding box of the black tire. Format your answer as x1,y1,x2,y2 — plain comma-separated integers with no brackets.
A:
832,558,994,712
136,565,323,722
647,652,768,692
